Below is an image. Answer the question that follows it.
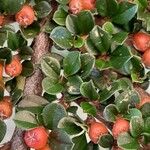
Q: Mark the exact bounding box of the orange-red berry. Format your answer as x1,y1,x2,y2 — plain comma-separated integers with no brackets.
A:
0,96,13,119
15,5,35,26
69,0,95,14
0,15,4,26
132,32,150,52
136,97,150,108
24,126,49,149
142,49,150,67
88,121,108,144
0,63,3,80
36,144,52,150
5,56,22,77
112,118,129,139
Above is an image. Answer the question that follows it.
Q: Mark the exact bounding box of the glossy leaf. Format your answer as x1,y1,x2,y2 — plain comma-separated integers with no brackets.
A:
117,132,140,149
50,27,74,49
14,110,38,129
0,120,6,142
80,80,99,100
80,102,97,116
72,133,88,150
66,11,95,35
42,103,67,129
58,117,83,135
112,2,138,24
63,51,81,76
21,60,34,77
42,77,63,95
49,129,73,150
35,1,52,18
103,104,118,122
130,116,144,138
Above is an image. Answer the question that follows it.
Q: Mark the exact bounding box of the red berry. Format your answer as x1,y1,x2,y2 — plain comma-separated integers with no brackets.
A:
136,97,150,108
15,5,35,26
0,96,13,120
0,63,3,80
89,121,108,144
112,118,129,139
36,144,52,150
5,55,22,77
132,32,150,52
0,15,4,26
24,126,48,149
142,49,150,67
69,0,95,14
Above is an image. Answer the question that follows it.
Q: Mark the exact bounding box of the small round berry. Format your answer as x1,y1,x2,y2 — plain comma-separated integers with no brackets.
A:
24,126,48,149
69,0,95,14
89,121,108,143
5,56,22,77
142,49,150,68
15,5,35,26
0,15,4,26
132,32,150,52
112,118,129,139
0,96,13,120
136,97,150,108
0,63,3,80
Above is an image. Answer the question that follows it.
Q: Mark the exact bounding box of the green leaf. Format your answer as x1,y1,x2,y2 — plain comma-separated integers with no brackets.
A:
0,48,12,64
136,0,148,9
117,132,140,149
0,120,6,142
67,75,83,95
63,51,81,76
80,102,97,116
130,116,144,138
66,11,95,35
102,21,115,34
96,0,118,17
42,77,63,95
140,103,150,118
80,53,95,79
58,117,83,135
21,22,40,39
56,0,69,4
11,88,23,105
50,26,74,49
21,60,34,77
53,6,68,26
14,110,38,129
85,25,111,55
0,31,7,46
0,0,25,14
49,129,73,150
18,95,49,114
41,55,60,80
98,134,114,148
144,117,150,133
112,2,138,24
125,108,142,120
110,45,132,69
72,133,88,150
42,103,67,129
103,104,118,122
35,1,52,18
112,32,128,45
19,46,33,60
7,31,27,51
74,36,85,48
80,80,99,100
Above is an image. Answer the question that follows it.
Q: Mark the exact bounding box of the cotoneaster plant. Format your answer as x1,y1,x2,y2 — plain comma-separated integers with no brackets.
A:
0,0,150,150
